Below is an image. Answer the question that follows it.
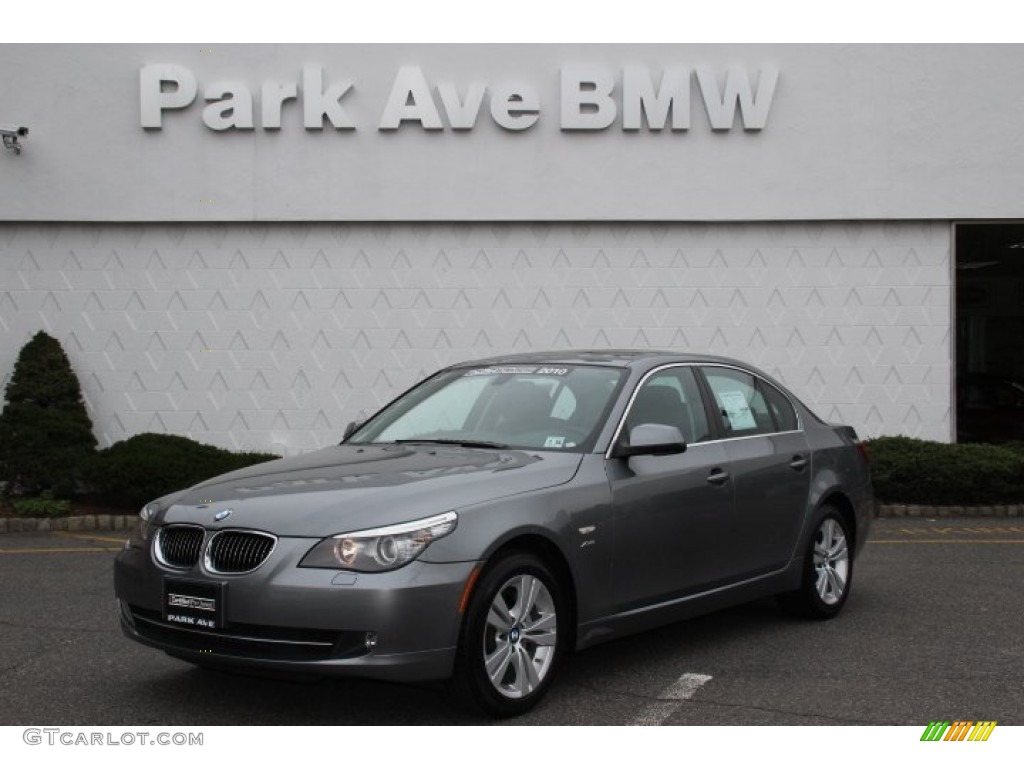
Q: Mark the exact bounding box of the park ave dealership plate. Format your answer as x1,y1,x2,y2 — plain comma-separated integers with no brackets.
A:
163,578,224,630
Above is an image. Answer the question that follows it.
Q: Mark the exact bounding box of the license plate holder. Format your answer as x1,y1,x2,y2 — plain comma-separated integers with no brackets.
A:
163,578,225,630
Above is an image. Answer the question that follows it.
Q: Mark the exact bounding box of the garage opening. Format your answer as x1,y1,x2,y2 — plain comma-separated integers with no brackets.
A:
955,223,1024,443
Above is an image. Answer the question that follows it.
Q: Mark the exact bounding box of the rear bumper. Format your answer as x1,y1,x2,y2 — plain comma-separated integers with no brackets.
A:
853,481,874,558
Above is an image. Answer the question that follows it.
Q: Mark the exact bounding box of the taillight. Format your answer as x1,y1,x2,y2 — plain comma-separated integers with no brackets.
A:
856,441,871,464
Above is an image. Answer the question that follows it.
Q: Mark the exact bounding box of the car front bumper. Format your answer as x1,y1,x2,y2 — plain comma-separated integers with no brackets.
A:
113,535,477,682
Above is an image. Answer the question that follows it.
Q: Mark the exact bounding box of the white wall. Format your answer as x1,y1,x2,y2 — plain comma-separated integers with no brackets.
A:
1,45,1023,221
0,221,952,453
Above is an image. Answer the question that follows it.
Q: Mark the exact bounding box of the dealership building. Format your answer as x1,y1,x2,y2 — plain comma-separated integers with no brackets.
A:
1,44,1022,455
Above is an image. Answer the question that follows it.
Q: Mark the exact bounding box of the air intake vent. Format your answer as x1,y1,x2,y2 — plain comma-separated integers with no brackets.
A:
206,530,276,574
155,525,205,569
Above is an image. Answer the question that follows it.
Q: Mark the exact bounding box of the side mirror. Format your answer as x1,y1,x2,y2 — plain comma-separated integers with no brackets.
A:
341,420,364,442
613,423,687,458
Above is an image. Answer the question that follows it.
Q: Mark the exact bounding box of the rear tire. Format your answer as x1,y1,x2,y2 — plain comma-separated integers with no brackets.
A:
778,506,853,619
448,552,565,718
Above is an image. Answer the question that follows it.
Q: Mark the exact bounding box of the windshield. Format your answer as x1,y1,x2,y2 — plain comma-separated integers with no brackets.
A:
348,364,626,452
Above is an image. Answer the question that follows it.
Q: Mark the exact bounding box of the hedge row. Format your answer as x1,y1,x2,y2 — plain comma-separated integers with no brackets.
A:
866,436,1024,505
0,332,279,513
83,433,279,509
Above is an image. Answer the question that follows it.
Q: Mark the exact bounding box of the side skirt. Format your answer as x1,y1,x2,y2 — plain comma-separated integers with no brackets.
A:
574,557,804,651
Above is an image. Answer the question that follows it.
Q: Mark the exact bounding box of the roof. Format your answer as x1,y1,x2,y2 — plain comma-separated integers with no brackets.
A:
451,349,750,370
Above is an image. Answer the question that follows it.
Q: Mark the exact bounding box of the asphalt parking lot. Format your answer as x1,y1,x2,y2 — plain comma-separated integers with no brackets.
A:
1,519,1022,726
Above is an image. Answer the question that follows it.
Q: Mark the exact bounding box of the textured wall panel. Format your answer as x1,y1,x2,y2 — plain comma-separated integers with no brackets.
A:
0,222,952,454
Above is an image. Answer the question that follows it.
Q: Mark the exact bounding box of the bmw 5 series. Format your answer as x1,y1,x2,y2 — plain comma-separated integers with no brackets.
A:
114,350,873,716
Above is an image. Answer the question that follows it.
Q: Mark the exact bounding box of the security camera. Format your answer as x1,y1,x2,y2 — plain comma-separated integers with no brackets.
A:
0,125,29,154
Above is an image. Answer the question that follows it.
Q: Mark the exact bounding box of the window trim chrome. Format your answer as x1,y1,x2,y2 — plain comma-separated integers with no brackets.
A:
604,362,804,459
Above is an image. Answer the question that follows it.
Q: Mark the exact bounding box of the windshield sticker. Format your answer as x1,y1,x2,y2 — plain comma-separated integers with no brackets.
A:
543,436,566,448
464,365,572,377
464,366,538,377
718,391,756,430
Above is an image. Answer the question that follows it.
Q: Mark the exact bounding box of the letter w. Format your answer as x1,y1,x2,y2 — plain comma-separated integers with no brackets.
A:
696,67,778,131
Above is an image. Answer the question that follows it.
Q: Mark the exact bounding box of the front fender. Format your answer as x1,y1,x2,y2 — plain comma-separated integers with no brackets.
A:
420,456,614,626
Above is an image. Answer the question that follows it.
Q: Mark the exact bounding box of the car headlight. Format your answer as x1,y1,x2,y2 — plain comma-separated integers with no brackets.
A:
300,511,458,572
125,503,160,550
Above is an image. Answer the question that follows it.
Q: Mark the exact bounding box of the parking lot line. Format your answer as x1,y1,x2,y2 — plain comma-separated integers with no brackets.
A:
633,672,713,726
53,531,127,544
868,539,1024,544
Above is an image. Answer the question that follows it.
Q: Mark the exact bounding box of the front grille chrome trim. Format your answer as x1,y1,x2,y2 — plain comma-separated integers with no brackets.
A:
204,529,277,575
153,524,206,570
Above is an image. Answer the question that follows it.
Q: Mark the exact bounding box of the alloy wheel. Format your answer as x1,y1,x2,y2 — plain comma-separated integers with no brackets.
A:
812,518,849,605
482,574,558,699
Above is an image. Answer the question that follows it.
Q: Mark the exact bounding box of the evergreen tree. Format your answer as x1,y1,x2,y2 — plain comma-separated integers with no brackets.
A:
0,331,96,497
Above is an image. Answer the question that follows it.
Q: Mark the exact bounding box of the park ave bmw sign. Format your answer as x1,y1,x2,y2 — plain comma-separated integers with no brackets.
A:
140,64,778,133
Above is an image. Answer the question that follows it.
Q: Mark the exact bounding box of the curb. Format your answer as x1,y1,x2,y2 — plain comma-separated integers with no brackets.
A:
877,503,1024,518
2,506,1024,533
0,514,136,534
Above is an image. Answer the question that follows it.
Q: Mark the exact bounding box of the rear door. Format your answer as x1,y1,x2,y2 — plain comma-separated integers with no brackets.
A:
698,366,811,577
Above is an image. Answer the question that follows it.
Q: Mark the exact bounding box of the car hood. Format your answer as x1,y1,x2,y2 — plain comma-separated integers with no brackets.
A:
159,443,583,537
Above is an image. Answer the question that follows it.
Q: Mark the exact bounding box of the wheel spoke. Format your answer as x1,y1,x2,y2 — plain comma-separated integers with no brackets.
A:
822,519,837,546
511,575,531,619
815,566,829,598
828,540,848,561
524,626,557,646
509,645,527,696
487,601,513,632
522,611,557,639
485,642,513,685
827,566,845,597
515,576,539,621
519,647,541,693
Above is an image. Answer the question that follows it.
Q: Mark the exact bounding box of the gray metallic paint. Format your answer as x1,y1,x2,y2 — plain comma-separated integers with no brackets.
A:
114,351,873,682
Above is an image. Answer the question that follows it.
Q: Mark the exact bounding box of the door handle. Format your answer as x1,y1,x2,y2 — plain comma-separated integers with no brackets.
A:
789,455,808,471
707,469,730,486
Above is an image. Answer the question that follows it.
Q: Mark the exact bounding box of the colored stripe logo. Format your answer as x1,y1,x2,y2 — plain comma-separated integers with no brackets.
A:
920,721,997,742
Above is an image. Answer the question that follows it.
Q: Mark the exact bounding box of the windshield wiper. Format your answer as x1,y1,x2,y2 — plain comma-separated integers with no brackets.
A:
394,438,509,450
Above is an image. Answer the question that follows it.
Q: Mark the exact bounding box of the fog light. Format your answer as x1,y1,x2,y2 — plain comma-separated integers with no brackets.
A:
364,632,378,650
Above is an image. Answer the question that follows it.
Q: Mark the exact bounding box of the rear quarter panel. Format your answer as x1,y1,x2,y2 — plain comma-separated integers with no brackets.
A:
802,414,874,558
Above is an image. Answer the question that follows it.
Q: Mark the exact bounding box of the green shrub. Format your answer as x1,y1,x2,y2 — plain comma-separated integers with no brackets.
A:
1002,441,1024,458
867,436,1024,505
84,432,279,508
0,331,96,498
12,491,71,518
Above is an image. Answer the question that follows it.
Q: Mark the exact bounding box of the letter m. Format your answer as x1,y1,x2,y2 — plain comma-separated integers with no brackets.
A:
920,721,951,741
622,67,690,131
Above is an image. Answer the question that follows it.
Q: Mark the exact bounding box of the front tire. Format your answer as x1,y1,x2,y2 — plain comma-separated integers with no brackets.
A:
449,552,564,718
778,507,853,619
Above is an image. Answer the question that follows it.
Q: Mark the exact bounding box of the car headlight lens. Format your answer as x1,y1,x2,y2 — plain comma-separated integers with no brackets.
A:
300,511,458,572
126,503,160,549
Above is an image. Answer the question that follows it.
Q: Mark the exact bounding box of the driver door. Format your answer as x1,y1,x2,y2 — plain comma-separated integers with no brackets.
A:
607,366,735,611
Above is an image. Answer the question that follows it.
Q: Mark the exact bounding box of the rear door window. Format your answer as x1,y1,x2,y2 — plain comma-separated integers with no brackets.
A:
701,367,774,438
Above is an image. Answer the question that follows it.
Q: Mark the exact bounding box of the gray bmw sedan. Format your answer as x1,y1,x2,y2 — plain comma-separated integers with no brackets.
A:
114,350,873,717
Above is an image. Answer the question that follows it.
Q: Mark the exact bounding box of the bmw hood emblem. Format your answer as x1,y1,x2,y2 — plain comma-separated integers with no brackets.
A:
214,509,233,522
